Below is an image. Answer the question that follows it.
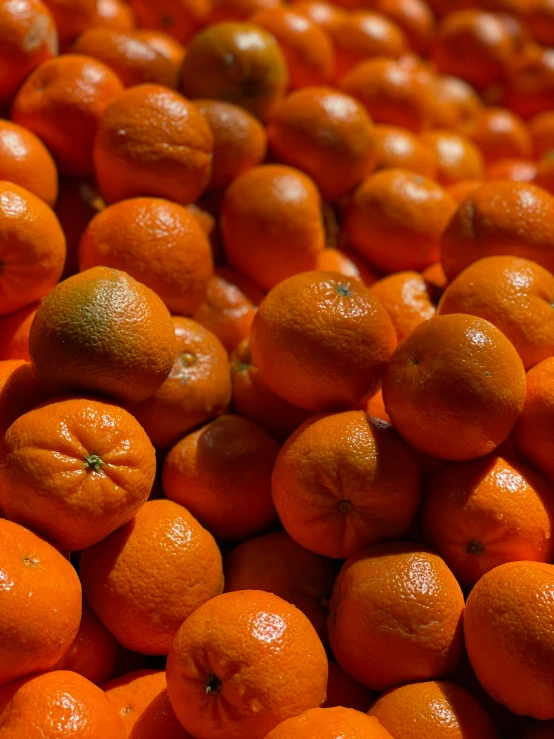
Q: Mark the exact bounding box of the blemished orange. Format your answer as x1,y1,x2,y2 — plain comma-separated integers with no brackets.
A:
250,270,396,412
324,661,374,712
29,266,175,404
345,169,457,273
195,99,267,190
370,271,436,343
0,0,57,106
328,542,464,691
224,531,335,643
422,454,554,587
0,181,65,316
11,54,124,178
180,22,289,121
163,414,279,541
463,106,532,164
221,165,325,291
265,707,395,739
0,360,52,436
72,28,178,89
290,0,347,35
251,7,335,90
267,87,378,202
529,110,554,159
0,396,156,550
485,158,537,182
368,0,435,55
79,197,213,315
80,498,223,655
500,46,554,121
0,302,36,359
440,182,554,281
128,0,209,43
368,680,497,739
421,129,484,186
430,74,483,131
383,314,526,461
93,84,213,206
464,561,554,719
373,124,436,178
41,0,96,41
272,411,421,559
0,119,57,207
55,178,104,280
166,590,328,739
133,29,186,69
92,0,137,32
0,519,81,686
128,317,231,450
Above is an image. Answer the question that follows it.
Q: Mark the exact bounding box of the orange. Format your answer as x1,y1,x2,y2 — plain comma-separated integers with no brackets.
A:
133,29,186,69
463,106,532,164
315,247,376,283
166,590,328,739
250,270,396,412
421,261,448,301
272,411,421,558
180,22,289,121
251,7,335,90
290,0,347,35
438,255,554,369
29,266,175,404
368,680,497,739
93,84,213,206
370,270,435,343
535,152,554,195
430,74,483,131
365,388,390,424
224,530,335,643
446,178,483,203
0,359,52,436
221,164,325,291
0,0,57,106
328,542,464,691
80,498,223,654
0,181,65,316
42,0,96,42
267,87,378,202
529,110,554,159
128,317,231,449
214,265,266,304
500,46,554,121
127,0,210,43
195,99,267,190
373,124,436,177
465,561,554,719
265,707,395,738
0,119,57,207
0,303,38,361
421,130,484,186
0,396,156,550
79,197,213,315
12,54,124,178
55,178,103,279
0,519,81,686
485,158,537,182
324,661,374,712
92,0,137,32
367,0,435,55
528,0,554,46
383,314,527,461
163,414,279,540
345,169,457,273
209,0,281,23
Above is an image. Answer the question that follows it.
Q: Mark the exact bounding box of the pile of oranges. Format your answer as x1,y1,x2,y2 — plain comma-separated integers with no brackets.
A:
2,0,554,736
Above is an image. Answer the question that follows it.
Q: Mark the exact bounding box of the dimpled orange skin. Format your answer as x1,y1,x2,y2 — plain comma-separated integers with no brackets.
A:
370,271,436,343
373,124,436,178
11,55,124,178
328,542,464,692
465,561,554,719
0,519,82,687
166,590,328,739
346,169,457,274
180,22,289,122
0,670,126,738
250,271,396,412
29,266,175,404
0,396,156,550
463,106,532,164
128,0,210,43
267,87,378,202
272,411,421,559
421,130,484,186
79,198,213,316
438,255,554,370
80,499,223,655
439,182,554,281
265,707,395,739
382,314,527,461
93,84,213,206
368,680,497,739
0,360,52,436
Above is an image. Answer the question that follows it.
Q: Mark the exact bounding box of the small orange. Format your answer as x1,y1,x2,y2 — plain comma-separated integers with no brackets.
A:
290,0,347,35
0,119,57,207
324,661,374,712
265,708,395,739
373,124,436,177
42,0,96,42
128,0,210,43
529,110,554,159
370,270,435,342
0,303,38,361
485,158,537,182
367,0,435,55
464,106,532,164
208,0,281,23
133,29,186,68
500,46,554,120
535,151,554,195
0,359,52,436
166,590,328,739
430,74,483,131
92,0,137,32
421,130,484,186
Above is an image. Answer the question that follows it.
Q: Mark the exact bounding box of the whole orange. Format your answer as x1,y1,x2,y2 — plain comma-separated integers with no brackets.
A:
421,129,484,186
370,271,436,343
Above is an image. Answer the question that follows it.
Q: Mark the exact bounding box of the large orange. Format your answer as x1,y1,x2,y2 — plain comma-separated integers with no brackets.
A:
265,707,395,738
370,270,436,343
0,119,57,207
128,0,210,43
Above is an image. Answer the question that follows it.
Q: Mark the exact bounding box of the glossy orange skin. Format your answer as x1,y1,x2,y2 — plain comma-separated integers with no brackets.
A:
383,314,526,461
368,680,497,739
0,181,65,316
133,29,185,68
438,255,554,369
501,46,554,120
373,124,436,177
440,182,554,280
0,520,81,686
79,197,213,315
93,84,213,206
224,531,335,643
166,590,328,739
430,75,483,131
265,707,395,738
92,0,136,32
463,107,532,165
0,303,38,361
424,450,554,586
81,499,223,654
251,271,396,412
370,271,435,343
346,169,456,273
465,561,554,719
290,0,347,35
535,152,554,195
485,158,537,182
421,130,484,186
128,0,209,43
368,0,435,54
0,120,57,207
221,165,325,291
0,360,52,436
163,414,279,540
529,110,554,159
328,542,465,691
324,661,374,712
180,22,289,121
